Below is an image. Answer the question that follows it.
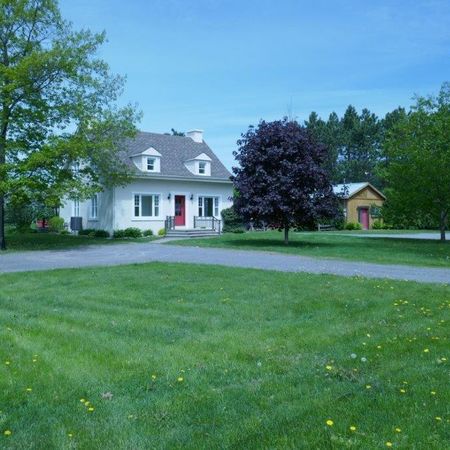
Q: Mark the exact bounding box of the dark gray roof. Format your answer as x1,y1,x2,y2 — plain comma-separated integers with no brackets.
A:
121,131,232,181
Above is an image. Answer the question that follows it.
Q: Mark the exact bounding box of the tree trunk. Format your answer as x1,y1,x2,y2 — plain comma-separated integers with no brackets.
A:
284,224,289,245
439,210,448,242
0,194,5,250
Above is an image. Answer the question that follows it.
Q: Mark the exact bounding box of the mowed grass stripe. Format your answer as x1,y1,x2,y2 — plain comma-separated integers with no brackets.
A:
0,263,448,449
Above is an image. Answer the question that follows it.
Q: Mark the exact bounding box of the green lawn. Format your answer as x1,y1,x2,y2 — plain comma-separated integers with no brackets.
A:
2,232,156,252
170,231,450,267
0,263,449,449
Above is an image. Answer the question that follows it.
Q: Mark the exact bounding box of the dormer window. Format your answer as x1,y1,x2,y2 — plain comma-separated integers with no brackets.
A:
198,161,206,175
146,157,155,171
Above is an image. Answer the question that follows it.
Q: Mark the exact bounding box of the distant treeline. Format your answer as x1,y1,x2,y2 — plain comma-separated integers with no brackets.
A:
304,105,406,189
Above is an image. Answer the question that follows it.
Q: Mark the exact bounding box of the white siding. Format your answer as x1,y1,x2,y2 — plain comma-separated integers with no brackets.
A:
113,178,233,233
59,189,114,232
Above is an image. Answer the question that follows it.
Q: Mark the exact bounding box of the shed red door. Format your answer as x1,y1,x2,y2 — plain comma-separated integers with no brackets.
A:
174,195,186,226
360,208,369,230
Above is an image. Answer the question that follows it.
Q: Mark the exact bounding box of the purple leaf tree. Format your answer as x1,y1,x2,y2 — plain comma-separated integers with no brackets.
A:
232,118,339,244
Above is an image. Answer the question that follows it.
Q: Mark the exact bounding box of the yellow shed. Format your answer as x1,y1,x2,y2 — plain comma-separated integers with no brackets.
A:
333,182,386,230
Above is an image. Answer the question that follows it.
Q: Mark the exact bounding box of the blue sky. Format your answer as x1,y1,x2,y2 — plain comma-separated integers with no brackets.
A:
60,0,449,169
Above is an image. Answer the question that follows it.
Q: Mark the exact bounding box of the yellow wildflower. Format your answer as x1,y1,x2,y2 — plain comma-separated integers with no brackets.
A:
326,419,334,426
423,348,429,353
350,425,356,431
435,416,442,421
88,407,94,412
400,389,406,394
26,388,32,392
395,427,401,432
325,365,332,370
4,430,12,436
386,442,393,447
177,377,184,382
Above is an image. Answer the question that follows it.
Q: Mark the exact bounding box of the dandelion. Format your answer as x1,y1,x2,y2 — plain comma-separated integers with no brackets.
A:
326,419,334,426
3,430,11,436
431,391,436,395
151,374,157,380
377,345,382,349
325,365,333,370
177,377,184,382
395,427,401,432
386,442,393,447
423,348,430,353
5,361,10,365
400,389,406,394
88,407,94,412
68,433,73,438
32,359,37,363
366,385,372,389
350,425,356,431
80,399,86,403
435,417,442,421
26,387,32,392
361,357,367,362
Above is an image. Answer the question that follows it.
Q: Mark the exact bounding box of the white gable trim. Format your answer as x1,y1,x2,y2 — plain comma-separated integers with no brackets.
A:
130,147,162,157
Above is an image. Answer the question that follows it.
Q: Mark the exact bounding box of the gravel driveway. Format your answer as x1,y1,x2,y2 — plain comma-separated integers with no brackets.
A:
1,241,449,284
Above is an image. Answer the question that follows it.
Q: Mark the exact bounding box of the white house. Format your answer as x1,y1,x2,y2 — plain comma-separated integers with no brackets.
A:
59,130,233,236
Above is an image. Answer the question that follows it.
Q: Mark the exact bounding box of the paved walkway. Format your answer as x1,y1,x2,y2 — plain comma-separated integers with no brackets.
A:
1,242,449,284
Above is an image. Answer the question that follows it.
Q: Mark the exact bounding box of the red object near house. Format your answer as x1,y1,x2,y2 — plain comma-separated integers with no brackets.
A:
36,219,48,231
174,195,186,226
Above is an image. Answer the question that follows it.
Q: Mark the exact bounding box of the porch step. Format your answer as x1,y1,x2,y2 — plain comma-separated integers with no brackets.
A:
166,229,220,238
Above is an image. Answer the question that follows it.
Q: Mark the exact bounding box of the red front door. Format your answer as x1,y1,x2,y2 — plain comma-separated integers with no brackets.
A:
360,208,369,230
174,195,186,226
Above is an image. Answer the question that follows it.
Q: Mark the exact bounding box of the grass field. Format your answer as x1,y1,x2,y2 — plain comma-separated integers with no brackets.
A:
170,231,450,267
2,232,156,252
0,263,448,448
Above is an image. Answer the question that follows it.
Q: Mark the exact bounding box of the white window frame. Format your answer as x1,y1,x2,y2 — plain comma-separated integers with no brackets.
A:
146,157,156,172
198,195,220,217
89,194,98,220
133,193,161,219
198,161,206,175
72,199,80,217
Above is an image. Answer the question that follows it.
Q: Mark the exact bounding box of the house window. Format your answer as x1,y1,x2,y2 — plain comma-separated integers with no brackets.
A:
146,157,155,171
73,199,80,217
198,196,219,217
90,195,98,219
134,194,160,218
198,161,206,174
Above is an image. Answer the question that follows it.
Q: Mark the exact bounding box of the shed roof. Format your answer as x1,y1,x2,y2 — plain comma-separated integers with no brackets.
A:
333,182,386,200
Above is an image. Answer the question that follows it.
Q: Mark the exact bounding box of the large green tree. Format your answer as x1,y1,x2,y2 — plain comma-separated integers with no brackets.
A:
383,83,450,241
0,0,140,250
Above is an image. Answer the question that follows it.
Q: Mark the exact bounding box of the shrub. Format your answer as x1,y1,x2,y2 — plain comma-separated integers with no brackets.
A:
143,229,153,237
113,229,125,238
79,228,96,236
114,228,142,238
94,229,110,238
60,229,70,235
158,228,166,236
48,216,65,232
221,207,244,233
345,222,362,231
372,219,383,230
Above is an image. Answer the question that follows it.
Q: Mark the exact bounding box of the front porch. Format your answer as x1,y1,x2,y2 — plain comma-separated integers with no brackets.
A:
164,215,222,237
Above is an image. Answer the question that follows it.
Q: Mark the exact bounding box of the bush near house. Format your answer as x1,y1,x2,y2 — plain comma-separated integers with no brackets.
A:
158,229,166,236
113,228,142,239
143,229,153,237
79,229,110,238
48,216,65,232
344,222,363,231
221,207,244,233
